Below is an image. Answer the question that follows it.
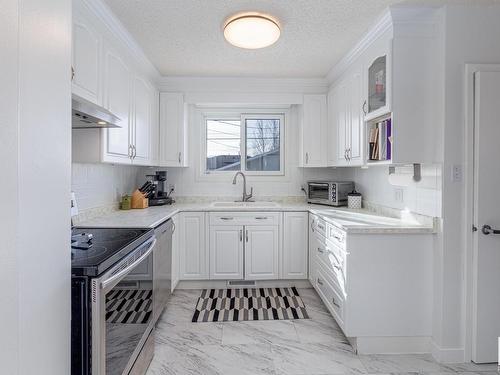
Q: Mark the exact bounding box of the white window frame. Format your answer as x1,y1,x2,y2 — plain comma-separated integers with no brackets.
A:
201,109,285,177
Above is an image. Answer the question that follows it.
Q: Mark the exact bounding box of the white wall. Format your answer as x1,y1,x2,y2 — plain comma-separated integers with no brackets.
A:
0,0,72,374
347,165,442,218
144,103,350,199
72,163,142,211
432,4,500,363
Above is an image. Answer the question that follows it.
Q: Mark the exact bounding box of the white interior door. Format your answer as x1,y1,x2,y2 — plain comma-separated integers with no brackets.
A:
472,70,500,363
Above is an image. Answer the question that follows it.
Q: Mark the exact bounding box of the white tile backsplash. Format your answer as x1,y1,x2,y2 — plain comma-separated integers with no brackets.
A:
72,163,142,211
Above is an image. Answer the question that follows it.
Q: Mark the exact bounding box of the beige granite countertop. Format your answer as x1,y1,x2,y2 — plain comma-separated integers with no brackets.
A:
77,202,435,234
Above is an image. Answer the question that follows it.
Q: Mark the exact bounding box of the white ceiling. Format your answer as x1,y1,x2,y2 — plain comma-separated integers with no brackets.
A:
104,0,499,78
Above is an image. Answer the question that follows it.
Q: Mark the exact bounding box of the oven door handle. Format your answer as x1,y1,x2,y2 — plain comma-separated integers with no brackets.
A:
101,237,157,291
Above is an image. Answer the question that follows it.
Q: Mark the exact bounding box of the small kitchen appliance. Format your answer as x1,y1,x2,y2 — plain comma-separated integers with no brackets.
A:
140,171,173,206
307,181,354,207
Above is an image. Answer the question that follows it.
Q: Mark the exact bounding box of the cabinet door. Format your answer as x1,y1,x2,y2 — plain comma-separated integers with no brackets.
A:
179,212,207,280
159,92,187,167
171,215,180,291
102,47,132,163
282,212,308,279
336,82,349,166
210,226,244,280
245,225,279,280
302,94,327,167
348,68,364,165
132,76,153,164
72,15,101,104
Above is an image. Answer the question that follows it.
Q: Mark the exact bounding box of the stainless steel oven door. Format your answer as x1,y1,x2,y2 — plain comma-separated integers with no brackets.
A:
91,237,157,375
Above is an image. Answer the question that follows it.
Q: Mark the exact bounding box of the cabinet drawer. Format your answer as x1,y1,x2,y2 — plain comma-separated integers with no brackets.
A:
315,240,346,285
310,215,327,238
315,266,345,326
326,223,346,250
209,212,280,226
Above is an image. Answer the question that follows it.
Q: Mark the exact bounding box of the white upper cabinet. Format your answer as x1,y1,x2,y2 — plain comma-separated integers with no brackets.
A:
71,1,159,166
159,92,188,167
132,76,156,165
301,94,328,167
327,8,439,166
102,47,132,163
330,65,364,167
72,11,102,105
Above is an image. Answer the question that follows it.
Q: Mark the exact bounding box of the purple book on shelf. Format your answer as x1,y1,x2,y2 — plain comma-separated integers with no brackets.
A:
386,118,392,160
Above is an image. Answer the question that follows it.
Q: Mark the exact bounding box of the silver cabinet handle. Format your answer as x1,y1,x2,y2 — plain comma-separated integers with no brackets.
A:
246,229,249,242
133,145,137,159
171,221,176,234
311,220,315,232
220,217,234,220
348,148,351,161
178,152,181,164
317,278,323,286
332,297,341,309
128,144,133,158
363,100,367,115
240,229,243,242
317,247,324,254
305,152,309,164
255,217,268,220
482,225,500,235
317,223,325,231
344,149,348,161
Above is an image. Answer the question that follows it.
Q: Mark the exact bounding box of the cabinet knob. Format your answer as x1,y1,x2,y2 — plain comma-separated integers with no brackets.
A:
362,100,367,115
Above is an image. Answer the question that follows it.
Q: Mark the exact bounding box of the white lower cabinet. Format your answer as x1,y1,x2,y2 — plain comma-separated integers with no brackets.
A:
207,212,281,281
282,212,308,279
245,225,279,280
179,212,208,280
171,214,180,291
209,226,244,280
308,213,433,353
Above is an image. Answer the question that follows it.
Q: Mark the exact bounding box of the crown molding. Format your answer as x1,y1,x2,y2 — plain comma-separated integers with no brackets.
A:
158,76,328,94
326,10,392,85
81,0,161,82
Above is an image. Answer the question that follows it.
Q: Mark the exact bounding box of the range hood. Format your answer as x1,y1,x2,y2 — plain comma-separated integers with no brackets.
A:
72,94,121,129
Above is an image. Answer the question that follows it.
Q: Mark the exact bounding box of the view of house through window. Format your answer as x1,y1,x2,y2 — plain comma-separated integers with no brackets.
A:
205,113,283,175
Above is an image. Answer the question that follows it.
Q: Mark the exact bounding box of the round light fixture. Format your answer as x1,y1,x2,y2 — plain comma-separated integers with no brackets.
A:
223,12,281,49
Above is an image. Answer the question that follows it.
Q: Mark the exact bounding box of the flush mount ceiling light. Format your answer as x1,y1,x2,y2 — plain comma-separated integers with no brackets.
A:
223,12,281,49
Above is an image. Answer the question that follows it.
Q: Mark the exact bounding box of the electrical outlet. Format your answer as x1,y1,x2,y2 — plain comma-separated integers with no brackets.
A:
394,188,404,203
451,165,462,182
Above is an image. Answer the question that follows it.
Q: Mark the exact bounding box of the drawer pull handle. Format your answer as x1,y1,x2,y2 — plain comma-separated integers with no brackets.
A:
317,278,323,286
333,234,343,242
332,298,341,309
220,217,234,220
317,247,324,254
318,224,325,230
255,217,268,220
240,229,243,242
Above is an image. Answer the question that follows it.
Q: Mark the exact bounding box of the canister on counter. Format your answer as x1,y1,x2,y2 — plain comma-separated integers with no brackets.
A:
347,190,362,209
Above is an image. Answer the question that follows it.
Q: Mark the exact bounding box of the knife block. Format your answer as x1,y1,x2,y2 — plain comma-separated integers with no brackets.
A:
131,189,149,209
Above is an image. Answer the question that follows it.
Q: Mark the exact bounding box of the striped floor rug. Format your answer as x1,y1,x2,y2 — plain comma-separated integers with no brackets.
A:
192,287,309,322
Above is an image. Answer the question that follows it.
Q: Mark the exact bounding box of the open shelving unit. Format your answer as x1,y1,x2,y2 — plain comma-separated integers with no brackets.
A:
366,113,392,165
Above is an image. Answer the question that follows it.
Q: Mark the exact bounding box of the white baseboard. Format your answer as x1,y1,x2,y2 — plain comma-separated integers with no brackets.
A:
430,340,465,363
351,336,432,355
176,279,313,290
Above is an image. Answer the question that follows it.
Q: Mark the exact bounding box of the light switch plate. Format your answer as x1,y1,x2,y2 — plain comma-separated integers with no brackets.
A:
451,165,463,182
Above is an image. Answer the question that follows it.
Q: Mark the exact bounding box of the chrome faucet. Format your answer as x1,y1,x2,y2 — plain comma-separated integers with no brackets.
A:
232,172,253,202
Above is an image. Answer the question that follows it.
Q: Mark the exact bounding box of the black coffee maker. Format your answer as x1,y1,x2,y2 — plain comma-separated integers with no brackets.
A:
141,171,174,206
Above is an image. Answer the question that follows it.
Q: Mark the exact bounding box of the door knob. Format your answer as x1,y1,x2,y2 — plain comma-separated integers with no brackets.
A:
481,225,500,235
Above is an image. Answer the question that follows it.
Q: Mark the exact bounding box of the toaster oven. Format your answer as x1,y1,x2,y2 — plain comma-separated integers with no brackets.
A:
307,181,354,207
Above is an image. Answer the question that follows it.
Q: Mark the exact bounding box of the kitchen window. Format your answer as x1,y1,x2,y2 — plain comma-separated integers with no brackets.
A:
204,112,285,176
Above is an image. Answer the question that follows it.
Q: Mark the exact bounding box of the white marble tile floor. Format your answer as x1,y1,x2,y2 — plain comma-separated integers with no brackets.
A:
146,288,498,375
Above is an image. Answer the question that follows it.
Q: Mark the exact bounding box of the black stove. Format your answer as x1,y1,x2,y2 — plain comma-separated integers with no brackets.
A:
71,227,153,276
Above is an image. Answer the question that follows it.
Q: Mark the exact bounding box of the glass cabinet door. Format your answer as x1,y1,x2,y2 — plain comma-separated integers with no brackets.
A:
368,55,387,114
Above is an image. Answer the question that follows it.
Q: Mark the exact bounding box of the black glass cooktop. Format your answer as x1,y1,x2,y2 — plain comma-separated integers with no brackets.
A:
71,227,153,276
